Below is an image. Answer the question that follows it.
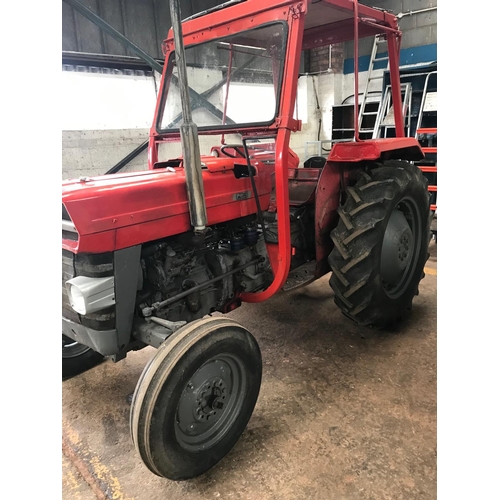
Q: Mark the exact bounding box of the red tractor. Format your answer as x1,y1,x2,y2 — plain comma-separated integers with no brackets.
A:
62,0,430,480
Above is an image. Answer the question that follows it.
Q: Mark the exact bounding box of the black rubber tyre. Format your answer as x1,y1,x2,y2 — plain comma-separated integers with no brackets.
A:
62,334,104,379
328,160,431,327
130,317,262,480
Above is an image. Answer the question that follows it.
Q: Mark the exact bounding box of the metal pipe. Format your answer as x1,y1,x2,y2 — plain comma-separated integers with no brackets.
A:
400,72,438,78
359,19,400,34
387,31,405,137
311,76,322,141
221,43,235,144
222,45,234,124
397,7,437,18
242,140,269,244
353,0,360,141
169,0,208,232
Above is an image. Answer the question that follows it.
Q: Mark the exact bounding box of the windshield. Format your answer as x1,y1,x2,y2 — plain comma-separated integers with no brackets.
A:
157,22,286,133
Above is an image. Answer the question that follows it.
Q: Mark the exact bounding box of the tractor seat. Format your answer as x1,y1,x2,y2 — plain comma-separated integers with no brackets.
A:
303,156,327,169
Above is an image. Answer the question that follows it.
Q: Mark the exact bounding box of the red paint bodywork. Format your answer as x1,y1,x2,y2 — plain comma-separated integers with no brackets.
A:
62,157,274,254
62,0,424,304
329,138,424,163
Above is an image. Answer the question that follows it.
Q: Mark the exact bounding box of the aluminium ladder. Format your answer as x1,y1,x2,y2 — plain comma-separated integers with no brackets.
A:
372,82,412,138
357,34,389,136
332,35,389,143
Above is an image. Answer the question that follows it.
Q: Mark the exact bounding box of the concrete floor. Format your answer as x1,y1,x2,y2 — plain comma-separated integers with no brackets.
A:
62,241,437,500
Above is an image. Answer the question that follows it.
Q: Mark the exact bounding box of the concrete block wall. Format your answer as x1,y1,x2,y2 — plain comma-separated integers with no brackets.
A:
62,129,149,180
345,0,437,59
62,129,256,181
399,0,437,48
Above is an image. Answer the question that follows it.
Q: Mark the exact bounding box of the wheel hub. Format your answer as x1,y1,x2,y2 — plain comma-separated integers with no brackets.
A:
381,209,414,288
195,379,227,421
174,354,247,452
397,231,412,265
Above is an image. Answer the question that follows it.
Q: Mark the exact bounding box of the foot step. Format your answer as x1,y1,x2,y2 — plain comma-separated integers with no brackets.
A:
282,261,317,291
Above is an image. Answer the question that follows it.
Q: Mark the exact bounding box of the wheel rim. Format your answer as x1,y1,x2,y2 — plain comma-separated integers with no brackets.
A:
174,353,247,452
62,334,91,358
380,196,422,299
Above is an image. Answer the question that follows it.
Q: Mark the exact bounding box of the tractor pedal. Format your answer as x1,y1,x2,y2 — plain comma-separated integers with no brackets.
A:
282,261,317,291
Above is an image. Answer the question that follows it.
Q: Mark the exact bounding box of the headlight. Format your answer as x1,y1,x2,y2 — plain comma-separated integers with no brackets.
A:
65,276,115,315
68,285,86,314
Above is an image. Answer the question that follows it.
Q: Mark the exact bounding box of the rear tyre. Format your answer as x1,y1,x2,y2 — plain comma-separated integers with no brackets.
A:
130,317,262,480
328,160,431,327
62,335,104,379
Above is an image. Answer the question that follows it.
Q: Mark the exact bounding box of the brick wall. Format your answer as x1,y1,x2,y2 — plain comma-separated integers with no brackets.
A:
308,43,344,74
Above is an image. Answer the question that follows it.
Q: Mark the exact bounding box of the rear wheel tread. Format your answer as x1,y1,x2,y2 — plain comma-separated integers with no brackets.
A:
328,160,431,328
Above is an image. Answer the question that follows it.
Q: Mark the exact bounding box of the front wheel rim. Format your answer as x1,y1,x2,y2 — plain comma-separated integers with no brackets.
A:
380,196,422,299
62,334,91,358
174,353,247,452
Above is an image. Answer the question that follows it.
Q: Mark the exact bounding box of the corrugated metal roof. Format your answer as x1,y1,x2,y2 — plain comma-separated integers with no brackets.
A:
62,0,228,61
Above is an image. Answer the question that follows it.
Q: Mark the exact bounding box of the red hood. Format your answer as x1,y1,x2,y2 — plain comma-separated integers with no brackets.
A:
63,168,186,236
62,158,273,254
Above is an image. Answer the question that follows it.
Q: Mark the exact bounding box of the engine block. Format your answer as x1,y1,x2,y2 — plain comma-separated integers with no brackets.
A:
139,220,270,323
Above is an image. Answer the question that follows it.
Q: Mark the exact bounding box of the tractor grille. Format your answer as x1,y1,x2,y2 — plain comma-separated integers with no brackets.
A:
62,249,116,330
62,249,80,324
62,204,78,241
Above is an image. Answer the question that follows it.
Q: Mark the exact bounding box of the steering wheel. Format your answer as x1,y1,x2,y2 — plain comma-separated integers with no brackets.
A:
220,145,246,159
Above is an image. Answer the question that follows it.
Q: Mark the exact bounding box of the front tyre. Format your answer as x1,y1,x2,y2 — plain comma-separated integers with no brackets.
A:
130,317,262,480
62,334,104,379
328,160,431,327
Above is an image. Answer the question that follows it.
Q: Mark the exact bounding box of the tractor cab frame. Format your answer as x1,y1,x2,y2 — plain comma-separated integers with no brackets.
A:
148,0,424,304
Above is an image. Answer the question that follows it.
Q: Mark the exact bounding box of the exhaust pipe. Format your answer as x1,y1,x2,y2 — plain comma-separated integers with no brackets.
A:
169,0,208,232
